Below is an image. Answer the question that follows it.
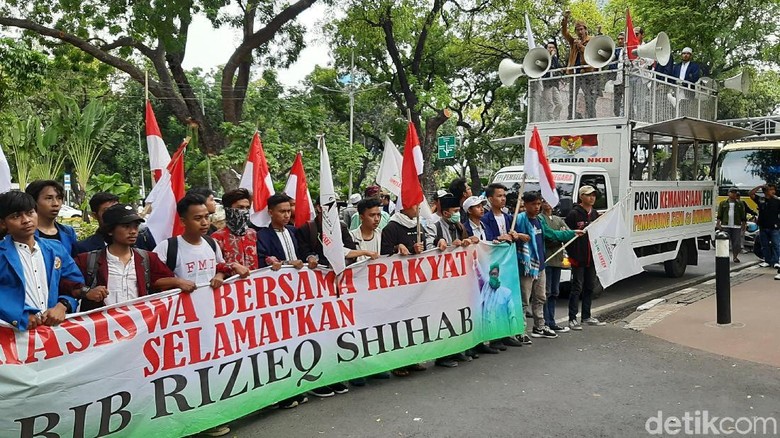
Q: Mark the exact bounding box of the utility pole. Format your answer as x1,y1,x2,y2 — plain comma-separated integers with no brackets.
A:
348,49,355,198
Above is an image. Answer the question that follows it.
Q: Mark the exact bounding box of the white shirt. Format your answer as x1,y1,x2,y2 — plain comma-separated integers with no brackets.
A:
469,219,486,241
495,212,507,235
678,61,690,81
104,250,139,305
275,228,297,261
725,202,738,228
350,228,381,262
154,236,225,285
16,241,49,312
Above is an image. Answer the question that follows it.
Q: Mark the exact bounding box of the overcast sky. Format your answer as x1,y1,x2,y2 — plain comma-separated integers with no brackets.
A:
181,4,334,88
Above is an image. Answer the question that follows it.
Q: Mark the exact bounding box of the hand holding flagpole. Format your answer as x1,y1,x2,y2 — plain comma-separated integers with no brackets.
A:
401,109,425,250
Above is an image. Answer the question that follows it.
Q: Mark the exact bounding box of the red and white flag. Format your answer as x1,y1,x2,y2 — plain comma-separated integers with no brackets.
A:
284,152,314,228
239,132,275,227
145,101,172,182
145,139,187,243
526,126,559,207
626,9,640,61
401,121,424,210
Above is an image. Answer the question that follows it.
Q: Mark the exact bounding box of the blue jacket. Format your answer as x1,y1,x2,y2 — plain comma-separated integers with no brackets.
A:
74,233,106,254
0,236,83,330
257,225,301,268
672,61,702,86
35,222,79,257
481,210,513,241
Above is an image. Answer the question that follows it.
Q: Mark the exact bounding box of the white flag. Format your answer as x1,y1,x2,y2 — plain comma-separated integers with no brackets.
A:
587,200,643,288
0,143,12,193
376,136,433,219
525,13,537,49
318,136,346,275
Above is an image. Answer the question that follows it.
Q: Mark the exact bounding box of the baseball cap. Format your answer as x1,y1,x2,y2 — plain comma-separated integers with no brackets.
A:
682,47,693,54
578,185,597,197
102,203,144,228
349,193,362,205
433,189,449,201
463,195,487,211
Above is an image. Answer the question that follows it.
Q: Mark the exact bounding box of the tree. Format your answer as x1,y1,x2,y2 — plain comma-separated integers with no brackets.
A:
1,113,64,189
0,0,322,191
55,95,124,204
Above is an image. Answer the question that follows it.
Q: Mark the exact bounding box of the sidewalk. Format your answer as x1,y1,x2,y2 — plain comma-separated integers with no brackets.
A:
625,264,780,368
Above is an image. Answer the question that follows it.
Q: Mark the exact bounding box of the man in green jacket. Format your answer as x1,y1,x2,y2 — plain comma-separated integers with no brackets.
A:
716,188,747,263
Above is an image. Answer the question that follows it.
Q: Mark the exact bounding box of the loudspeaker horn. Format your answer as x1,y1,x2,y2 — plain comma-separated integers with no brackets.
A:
522,47,552,78
723,71,751,93
584,35,615,69
498,58,525,86
633,31,671,65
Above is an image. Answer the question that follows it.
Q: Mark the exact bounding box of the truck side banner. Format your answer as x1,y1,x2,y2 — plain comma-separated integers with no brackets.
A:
0,244,523,438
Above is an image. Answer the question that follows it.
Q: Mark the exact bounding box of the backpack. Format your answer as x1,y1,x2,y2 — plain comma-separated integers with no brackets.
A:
85,248,152,293
165,235,218,273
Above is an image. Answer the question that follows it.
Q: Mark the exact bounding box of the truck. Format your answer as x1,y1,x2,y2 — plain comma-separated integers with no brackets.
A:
491,63,755,282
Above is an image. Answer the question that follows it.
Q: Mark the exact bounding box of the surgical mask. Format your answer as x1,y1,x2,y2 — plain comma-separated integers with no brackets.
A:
448,212,461,224
489,276,501,289
225,208,250,236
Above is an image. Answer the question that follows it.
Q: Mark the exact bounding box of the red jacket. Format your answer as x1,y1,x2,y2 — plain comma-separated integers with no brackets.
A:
74,248,174,312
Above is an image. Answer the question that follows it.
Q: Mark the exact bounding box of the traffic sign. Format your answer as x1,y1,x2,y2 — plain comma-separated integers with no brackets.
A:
438,136,457,159
64,173,71,191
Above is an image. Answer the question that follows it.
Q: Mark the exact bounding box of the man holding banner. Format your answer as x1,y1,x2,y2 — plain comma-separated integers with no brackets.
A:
565,186,606,330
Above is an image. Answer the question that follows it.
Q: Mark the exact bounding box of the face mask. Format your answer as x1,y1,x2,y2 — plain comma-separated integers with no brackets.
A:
489,276,501,289
225,208,250,236
448,212,461,224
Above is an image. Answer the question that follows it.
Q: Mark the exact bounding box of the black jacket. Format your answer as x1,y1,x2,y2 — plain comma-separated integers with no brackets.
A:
381,221,425,255
296,220,356,266
564,204,599,267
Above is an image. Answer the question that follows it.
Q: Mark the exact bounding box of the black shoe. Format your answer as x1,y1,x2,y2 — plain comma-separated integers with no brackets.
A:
309,387,335,398
502,336,523,347
452,352,471,362
530,326,559,339
371,371,391,379
277,396,300,409
435,358,458,368
517,334,533,345
490,341,508,351
465,348,480,359
476,343,500,354
329,382,349,394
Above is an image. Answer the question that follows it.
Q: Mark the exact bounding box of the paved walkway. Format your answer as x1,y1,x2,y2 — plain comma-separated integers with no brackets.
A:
630,265,780,368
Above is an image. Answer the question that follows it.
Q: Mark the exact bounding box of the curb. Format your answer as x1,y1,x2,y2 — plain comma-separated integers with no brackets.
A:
582,260,761,323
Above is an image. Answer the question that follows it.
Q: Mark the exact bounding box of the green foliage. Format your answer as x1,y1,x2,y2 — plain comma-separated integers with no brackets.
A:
87,173,142,205
0,38,49,109
0,112,65,189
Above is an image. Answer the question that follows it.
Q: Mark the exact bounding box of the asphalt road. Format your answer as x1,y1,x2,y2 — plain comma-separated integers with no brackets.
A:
230,324,780,437
227,248,776,438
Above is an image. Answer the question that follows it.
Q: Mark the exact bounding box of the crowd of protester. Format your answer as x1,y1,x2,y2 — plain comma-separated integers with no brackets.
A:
0,178,613,436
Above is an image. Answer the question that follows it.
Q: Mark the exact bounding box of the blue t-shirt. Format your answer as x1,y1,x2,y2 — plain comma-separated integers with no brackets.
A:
529,217,546,270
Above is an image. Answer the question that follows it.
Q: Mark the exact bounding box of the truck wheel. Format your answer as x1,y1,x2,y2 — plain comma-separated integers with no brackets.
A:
664,243,688,278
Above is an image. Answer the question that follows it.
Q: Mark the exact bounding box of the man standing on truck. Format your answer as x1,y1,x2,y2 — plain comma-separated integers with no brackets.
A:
562,10,597,119
750,183,780,269
716,188,747,263
565,186,607,330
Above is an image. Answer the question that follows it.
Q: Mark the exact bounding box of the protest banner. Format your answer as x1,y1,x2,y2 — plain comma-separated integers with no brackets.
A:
0,243,522,437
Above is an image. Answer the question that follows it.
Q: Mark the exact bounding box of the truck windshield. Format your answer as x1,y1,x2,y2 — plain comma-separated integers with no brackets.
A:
493,176,576,213
717,148,780,196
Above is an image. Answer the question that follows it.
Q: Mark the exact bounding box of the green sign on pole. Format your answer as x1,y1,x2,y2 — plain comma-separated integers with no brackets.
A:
438,136,457,159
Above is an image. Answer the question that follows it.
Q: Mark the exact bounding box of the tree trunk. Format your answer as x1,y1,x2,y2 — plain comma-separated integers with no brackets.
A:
468,161,482,194
421,112,449,195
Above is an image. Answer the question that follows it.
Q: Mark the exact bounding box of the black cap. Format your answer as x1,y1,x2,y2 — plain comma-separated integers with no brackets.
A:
439,193,460,210
728,187,739,193
102,204,144,228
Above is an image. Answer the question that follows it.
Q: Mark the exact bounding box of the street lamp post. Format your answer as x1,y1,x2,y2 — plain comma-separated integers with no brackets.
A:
315,50,388,197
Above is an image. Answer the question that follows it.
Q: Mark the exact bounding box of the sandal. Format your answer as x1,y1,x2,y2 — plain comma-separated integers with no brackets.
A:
392,368,411,377
407,363,427,372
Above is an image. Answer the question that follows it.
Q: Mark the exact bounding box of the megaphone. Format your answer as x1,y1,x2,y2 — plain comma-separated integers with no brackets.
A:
584,35,615,69
694,76,717,99
723,71,751,93
634,32,671,65
498,58,525,86
522,47,552,78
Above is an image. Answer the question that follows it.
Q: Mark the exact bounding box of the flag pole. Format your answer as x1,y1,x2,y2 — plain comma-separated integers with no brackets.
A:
544,192,631,263
509,173,527,231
